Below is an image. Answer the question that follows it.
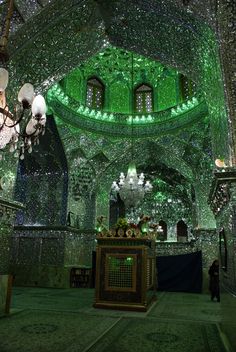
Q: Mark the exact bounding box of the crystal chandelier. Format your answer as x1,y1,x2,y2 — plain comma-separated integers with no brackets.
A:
111,53,153,209
0,0,47,160
111,161,153,208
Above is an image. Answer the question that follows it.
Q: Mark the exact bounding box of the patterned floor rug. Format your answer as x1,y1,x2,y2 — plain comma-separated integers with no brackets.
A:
88,317,227,352
0,288,228,352
0,309,119,352
149,292,221,323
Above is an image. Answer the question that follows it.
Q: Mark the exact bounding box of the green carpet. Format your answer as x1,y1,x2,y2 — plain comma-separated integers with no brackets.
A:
0,288,228,352
88,317,227,352
149,292,221,323
0,309,119,352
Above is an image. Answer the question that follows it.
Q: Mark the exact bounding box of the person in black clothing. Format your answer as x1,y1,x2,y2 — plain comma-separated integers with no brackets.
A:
208,259,220,302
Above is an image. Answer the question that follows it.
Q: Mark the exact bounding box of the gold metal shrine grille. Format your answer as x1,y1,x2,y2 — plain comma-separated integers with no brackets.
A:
105,254,137,292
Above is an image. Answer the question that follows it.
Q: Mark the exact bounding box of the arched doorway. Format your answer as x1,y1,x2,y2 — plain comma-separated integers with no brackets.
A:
109,193,125,228
159,220,167,241
177,220,188,242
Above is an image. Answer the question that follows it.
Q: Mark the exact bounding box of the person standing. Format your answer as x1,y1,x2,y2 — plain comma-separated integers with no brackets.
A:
208,259,220,302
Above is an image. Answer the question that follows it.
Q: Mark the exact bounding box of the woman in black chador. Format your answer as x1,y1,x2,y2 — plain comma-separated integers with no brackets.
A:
208,260,220,302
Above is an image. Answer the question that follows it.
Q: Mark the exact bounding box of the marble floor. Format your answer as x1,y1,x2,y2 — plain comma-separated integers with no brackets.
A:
0,287,232,352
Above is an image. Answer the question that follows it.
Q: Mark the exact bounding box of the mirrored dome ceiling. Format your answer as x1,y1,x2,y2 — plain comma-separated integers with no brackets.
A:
47,46,207,138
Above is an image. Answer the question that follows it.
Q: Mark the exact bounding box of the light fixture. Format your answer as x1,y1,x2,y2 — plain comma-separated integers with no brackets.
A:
111,53,153,209
111,161,153,208
215,159,226,168
0,0,47,160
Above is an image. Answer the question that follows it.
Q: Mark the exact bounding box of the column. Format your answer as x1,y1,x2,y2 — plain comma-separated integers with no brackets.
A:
0,197,23,315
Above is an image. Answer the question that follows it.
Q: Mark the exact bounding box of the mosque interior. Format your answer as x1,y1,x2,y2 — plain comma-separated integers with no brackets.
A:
0,0,236,351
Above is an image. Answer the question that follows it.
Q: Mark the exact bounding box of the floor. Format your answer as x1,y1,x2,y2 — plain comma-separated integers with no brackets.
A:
0,287,231,352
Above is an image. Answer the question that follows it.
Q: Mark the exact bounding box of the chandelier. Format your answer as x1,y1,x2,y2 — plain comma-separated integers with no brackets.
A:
111,53,153,209
0,0,47,160
111,161,153,208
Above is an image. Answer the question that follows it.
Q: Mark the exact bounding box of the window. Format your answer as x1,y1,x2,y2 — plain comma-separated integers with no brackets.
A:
86,77,104,109
135,84,153,113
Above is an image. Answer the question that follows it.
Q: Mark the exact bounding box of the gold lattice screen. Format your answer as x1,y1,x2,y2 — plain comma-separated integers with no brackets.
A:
105,254,137,292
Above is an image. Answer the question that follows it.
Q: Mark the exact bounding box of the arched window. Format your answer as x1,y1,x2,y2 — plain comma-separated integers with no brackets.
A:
86,77,104,109
159,220,167,241
177,220,188,241
135,84,153,113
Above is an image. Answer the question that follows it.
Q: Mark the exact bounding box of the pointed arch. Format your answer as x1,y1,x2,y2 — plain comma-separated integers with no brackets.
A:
177,220,188,241
134,83,153,113
109,193,125,228
159,220,167,241
86,77,104,109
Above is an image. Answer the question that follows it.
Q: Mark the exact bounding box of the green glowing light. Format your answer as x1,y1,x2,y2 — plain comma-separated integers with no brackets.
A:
47,81,201,127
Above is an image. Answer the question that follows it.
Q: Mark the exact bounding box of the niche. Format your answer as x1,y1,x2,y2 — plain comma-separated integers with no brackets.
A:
159,220,167,241
177,220,188,242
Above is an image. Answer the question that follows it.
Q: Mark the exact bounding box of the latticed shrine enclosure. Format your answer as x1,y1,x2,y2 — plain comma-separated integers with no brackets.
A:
94,236,156,311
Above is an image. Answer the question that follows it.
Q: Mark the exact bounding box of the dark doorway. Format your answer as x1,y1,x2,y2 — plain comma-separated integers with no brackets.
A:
159,220,167,241
109,193,125,228
177,220,188,242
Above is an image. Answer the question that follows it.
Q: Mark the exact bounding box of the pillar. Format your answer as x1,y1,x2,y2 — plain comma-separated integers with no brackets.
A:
0,197,23,315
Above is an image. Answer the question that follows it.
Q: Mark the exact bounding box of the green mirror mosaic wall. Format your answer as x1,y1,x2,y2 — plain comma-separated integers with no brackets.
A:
60,47,191,114
1,0,228,233
44,46,215,232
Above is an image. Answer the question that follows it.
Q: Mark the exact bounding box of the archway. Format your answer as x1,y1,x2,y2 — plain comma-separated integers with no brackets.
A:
177,220,188,242
159,220,167,241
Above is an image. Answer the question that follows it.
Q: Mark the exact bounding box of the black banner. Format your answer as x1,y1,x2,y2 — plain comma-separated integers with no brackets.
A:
157,251,202,293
